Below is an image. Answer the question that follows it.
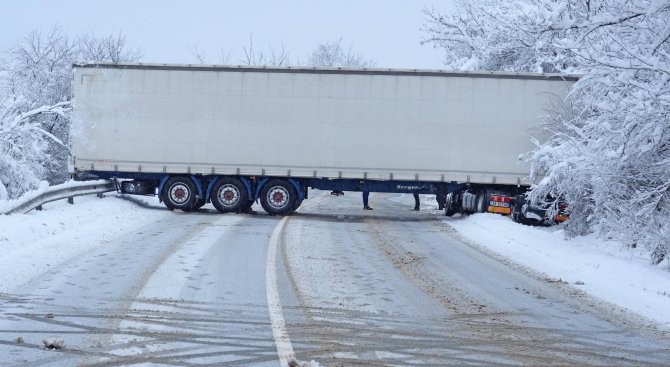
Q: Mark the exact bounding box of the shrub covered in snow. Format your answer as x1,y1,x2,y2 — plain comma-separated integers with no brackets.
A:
0,98,69,199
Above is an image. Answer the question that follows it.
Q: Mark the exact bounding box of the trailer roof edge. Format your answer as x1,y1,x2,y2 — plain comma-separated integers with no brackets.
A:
73,62,580,81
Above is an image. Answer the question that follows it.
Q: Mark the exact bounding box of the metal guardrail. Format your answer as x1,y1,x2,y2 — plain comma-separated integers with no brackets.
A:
1,180,115,215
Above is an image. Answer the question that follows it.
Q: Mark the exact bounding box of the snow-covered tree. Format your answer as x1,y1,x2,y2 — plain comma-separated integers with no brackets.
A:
307,38,376,68
423,0,670,263
421,1,575,72
0,98,70,199
1,27,76,185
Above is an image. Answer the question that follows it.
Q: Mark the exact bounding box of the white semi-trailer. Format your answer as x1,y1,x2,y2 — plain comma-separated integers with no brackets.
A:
72,62,576,216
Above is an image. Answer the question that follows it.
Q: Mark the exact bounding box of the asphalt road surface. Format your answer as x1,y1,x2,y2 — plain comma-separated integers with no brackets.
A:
0,191,668,366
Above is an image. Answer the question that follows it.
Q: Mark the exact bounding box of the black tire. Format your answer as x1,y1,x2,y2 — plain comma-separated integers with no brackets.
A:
162,176,197,211
511,195,530,224
445,193,457,216
260,179,296,216
210,177,248,213
476,189,489,213
511,201,521,223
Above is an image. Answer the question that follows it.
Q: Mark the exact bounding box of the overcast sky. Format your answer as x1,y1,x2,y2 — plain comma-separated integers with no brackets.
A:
1,0,453,69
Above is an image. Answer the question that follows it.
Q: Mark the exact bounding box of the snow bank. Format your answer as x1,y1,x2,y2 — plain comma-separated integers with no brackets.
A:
447,213,670,328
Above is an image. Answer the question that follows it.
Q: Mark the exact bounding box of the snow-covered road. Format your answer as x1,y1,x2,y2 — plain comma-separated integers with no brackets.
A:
0,191,668,365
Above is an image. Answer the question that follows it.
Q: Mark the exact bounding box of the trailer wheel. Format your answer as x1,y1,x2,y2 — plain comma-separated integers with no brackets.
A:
260,179,296,216
444,193,457,216
511,195,529,224
476,190,489,213
511,201,521,222
162,176,197,211
211,177,248,213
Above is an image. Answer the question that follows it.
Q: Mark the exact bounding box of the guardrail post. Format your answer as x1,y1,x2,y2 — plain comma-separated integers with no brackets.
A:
68,197,74,205
97,192,103,198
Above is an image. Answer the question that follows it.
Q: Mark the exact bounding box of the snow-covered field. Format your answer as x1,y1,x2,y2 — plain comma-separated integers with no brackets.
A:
2,191,669,332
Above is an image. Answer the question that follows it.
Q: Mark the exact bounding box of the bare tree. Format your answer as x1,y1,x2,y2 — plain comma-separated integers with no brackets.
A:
307,38,376,68
190,46,209,64
239,35,290,66
191,35,289,66
216,46,235,65
77,32,142,62
190,44,234,65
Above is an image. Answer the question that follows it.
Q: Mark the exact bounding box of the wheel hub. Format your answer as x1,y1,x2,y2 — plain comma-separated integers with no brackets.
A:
169,184,190,204
218,184,240,206
268,187,289,209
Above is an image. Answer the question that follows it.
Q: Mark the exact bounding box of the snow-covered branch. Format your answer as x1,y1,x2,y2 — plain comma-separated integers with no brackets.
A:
0,99,72,200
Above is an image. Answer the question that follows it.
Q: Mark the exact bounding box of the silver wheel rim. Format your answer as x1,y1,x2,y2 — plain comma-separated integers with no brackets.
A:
218,184,241,207
267,186,289,210
169,183,190,204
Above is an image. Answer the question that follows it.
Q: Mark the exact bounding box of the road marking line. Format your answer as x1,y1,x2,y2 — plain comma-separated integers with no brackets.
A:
266,216,295,367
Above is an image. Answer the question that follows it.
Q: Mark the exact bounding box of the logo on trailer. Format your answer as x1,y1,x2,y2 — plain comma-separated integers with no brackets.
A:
396,185,422,191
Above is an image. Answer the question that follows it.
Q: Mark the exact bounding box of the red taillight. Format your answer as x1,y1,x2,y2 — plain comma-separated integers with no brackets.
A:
490,195,511,203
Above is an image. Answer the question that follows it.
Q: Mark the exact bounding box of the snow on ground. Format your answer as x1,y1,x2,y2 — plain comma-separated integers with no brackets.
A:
0,193,168,293
448,213,670,328
2,189,669,330
394,193,670,329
